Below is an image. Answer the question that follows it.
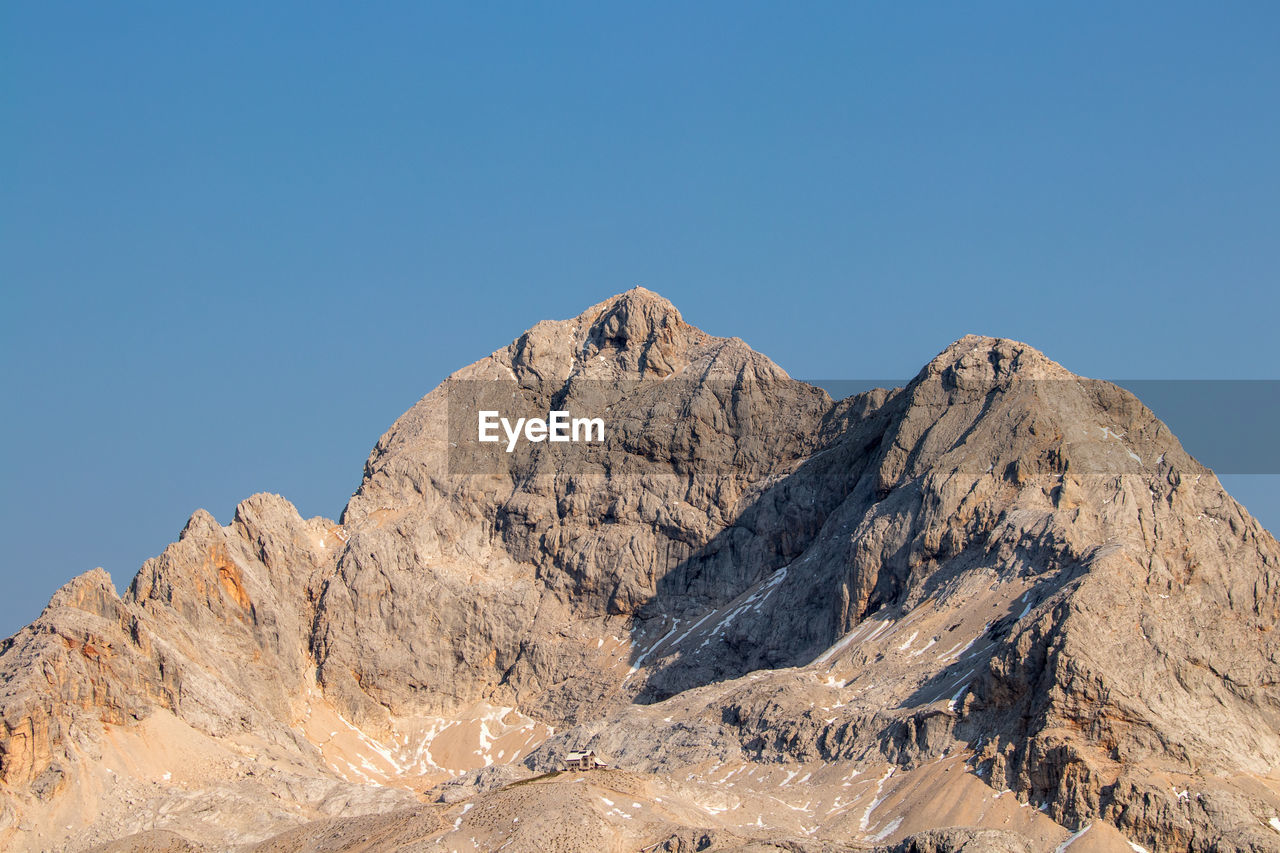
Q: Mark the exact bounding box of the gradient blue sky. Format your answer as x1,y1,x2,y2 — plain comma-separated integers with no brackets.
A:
3,3,1277,638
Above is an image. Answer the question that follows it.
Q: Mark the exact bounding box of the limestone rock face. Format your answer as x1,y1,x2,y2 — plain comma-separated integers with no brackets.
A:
885,828,1036,853
0,568,170,793
1,289,1278,852
317,288,837,727
126,494,336,731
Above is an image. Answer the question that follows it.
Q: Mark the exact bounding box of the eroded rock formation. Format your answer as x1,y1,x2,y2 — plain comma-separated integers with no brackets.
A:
2,288,1277,852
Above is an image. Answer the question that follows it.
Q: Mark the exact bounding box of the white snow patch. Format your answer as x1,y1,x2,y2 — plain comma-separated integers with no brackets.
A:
910,638,937,657
871,816,903,842
672,609,717,648
858,767,895,832
1100,426,1141,463
627,621,680,677
947,681,971,712
938,628,985,662
816,618,892,665
452,802,474,831
1055,823,1092,851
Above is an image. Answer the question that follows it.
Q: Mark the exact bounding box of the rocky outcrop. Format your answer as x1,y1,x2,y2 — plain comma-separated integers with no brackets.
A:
1,288,1278,852
84,829,211,853
313,288,837,727
0,495,390,851
0,494,334,784
884,828,1036,853
537,331,1280,850
126,493,337,732
0,568,173,793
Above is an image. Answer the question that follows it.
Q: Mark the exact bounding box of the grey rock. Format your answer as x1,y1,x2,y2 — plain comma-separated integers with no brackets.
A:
83,829,211,853
882,827,1034,853
1,290,1278,853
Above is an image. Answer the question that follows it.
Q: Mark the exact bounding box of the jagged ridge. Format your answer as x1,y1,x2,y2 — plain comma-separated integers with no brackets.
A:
1,289,1278,852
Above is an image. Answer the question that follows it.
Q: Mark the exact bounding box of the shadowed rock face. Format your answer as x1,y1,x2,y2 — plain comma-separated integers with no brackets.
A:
2,288,1278,852
316,288,840,726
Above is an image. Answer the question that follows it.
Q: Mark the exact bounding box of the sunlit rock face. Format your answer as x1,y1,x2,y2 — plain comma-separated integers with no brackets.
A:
2,289,1278,852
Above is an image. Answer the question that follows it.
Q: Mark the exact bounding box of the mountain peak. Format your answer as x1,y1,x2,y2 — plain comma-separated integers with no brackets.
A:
920,334,1073,383
582,287,687,352
494,287,716,383
5,296,1280,852
594,285,677,312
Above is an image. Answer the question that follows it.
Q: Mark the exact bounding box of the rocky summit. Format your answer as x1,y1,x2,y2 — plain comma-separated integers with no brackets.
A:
2,288,1278,853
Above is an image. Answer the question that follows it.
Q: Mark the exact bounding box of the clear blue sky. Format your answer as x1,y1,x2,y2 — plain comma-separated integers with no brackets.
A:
2,3,1277,638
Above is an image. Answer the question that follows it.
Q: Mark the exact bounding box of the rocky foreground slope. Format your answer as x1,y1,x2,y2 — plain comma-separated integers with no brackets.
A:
1,288,1278,852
